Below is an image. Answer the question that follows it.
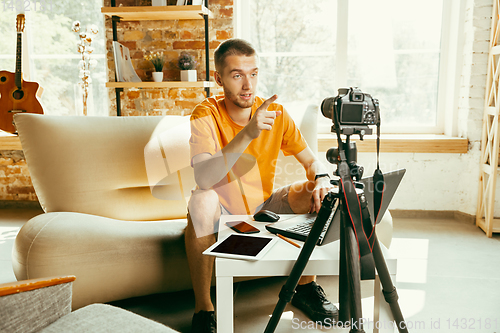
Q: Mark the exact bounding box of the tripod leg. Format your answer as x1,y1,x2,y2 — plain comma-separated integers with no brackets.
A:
372,236,409,333
374,275,396,333
264,194,337,333
338,205,350,324
345,223,365,333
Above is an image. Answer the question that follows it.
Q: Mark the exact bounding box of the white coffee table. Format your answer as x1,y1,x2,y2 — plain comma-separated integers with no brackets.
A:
214,214,398,333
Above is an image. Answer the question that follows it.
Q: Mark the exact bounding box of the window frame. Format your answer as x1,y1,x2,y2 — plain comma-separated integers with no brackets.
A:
235,0,466,136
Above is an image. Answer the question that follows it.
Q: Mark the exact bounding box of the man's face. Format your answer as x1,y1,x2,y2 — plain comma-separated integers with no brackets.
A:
216,54,259,110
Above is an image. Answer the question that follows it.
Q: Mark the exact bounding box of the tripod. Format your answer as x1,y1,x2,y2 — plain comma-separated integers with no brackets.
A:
264,137,409,333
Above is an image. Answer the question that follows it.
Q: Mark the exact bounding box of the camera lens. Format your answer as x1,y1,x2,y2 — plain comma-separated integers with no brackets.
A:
321,97,336,119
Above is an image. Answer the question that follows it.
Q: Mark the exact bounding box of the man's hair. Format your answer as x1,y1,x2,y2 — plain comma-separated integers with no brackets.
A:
214,38,257,73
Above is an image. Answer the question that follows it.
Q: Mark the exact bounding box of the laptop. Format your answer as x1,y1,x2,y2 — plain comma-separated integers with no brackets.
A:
265,169,406,246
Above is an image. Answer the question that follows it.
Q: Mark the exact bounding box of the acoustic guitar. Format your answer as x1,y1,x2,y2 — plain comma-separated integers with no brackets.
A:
0,14,43,134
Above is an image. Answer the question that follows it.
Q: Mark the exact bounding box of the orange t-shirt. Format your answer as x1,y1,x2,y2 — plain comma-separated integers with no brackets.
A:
189,95,308,214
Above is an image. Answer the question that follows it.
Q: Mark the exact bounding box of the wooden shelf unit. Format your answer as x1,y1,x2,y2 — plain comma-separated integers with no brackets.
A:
476,0,500,237
101,5,212,21
102,2,213,116
105,81,215,89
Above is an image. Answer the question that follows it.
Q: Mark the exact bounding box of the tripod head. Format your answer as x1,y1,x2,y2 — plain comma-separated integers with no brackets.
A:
321,88,383,282
320,87,377,182
326,134,364,181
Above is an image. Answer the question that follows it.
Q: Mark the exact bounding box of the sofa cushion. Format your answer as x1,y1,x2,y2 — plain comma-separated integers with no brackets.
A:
144,115,196,203
12,212,191,309
0,283,72,333
14,114,188,221
39,304,178,332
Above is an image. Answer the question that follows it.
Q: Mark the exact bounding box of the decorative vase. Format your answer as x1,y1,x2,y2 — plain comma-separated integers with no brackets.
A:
180,69,197,82
74,82,94,116
152,71,163,82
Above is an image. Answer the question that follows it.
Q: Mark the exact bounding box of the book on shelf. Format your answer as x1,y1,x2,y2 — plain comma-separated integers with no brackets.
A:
112,41,142,83
176,0,203,5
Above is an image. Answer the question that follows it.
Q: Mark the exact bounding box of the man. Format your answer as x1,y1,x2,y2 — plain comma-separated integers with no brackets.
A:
186,39,337,333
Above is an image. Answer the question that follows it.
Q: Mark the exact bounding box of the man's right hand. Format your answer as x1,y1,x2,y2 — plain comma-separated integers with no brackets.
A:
243,94,281,139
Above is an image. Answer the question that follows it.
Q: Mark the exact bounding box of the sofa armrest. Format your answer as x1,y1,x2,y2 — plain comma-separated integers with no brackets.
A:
0,276,75,333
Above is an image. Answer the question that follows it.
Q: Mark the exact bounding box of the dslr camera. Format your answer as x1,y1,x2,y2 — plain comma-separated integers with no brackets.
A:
321,87,379,137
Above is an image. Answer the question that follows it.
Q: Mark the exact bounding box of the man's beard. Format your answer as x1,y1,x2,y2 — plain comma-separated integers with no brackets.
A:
224,88,255,109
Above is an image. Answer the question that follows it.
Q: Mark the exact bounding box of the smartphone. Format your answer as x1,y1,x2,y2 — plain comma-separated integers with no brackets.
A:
225,221,260,234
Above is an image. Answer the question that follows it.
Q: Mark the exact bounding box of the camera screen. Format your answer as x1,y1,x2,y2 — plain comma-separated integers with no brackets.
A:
341,104,364,123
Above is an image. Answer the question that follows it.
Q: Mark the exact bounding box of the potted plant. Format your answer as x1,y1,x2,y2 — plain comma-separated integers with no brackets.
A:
177,52,197,82
145,52,165,82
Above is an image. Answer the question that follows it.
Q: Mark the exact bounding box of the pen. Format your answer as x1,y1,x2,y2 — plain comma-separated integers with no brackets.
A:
277,234,301,248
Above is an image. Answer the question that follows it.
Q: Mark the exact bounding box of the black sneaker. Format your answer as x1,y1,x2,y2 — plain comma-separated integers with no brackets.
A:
291,281,339,323
191,310,216,333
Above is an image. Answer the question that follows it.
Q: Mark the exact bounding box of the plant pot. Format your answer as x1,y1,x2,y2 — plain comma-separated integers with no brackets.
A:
180,69,197,82
152,72,163,82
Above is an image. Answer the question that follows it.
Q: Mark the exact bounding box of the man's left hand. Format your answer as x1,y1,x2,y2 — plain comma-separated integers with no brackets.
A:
309,177,335,213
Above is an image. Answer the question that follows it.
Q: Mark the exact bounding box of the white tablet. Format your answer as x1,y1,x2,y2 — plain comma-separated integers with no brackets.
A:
203,234,278,261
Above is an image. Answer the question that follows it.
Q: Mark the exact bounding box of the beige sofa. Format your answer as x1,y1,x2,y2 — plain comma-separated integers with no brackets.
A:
12,110,393,309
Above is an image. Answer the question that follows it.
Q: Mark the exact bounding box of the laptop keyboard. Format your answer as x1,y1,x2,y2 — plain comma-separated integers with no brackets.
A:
272,213,334,245
286,216,329,236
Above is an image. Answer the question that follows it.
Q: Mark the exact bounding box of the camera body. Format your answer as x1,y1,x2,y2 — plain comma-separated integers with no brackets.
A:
321,87,379,136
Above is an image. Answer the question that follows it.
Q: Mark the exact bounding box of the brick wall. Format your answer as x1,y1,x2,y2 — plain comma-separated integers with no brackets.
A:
104,0,233,116
458,0,491,142
0,151,37,201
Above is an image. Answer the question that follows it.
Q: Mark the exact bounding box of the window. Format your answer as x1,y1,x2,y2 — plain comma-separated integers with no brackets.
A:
236,0,464,134
0,0,107,117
